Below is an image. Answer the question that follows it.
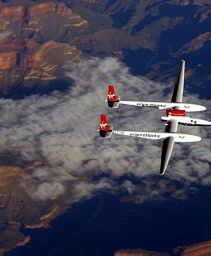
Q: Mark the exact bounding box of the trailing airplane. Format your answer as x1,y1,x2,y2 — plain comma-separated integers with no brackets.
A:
99,60,211,175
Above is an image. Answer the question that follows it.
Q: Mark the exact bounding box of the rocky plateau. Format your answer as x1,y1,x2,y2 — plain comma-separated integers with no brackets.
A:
0,0,210,95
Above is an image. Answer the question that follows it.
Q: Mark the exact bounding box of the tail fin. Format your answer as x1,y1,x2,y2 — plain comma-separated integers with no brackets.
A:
99,114,112,138
107,85,120,108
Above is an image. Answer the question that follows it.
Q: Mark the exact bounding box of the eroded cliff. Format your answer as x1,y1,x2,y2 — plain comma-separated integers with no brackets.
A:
0,1,85,93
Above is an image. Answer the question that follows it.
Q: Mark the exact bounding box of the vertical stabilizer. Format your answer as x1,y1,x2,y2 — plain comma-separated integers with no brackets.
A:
99,114,112,138
107,85,120,108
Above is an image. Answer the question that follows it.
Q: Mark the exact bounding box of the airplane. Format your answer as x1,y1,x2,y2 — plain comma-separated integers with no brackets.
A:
99,60,211,175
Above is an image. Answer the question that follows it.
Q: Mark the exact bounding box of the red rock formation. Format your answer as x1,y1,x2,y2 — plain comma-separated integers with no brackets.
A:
0,52,17,69
0,163,70,255
0,0,210,91
0,37,22,52
72,28,129,54
28,2,87,29
114,240,211,256
0,5,24,20
0,1,86,91
29,2,56,16
182,240,211,256
179,32,211,54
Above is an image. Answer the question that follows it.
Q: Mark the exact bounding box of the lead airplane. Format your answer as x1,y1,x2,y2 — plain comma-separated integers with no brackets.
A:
99,60,211,175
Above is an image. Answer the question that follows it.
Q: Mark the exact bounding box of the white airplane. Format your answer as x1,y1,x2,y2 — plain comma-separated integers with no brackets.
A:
100,60,211,175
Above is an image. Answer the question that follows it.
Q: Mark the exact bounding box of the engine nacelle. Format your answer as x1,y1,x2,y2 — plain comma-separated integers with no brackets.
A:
107,85,120,108
99,114,113,138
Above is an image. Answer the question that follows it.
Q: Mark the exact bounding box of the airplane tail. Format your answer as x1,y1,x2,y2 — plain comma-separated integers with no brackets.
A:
107,85,120,108
99,114,113,138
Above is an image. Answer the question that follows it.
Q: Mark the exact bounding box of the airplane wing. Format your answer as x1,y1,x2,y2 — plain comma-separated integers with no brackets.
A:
171,60,185,103
160,120,178,175
160,60,185,175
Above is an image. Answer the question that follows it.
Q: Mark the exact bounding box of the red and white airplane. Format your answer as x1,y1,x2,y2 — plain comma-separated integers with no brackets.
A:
99,60,211,175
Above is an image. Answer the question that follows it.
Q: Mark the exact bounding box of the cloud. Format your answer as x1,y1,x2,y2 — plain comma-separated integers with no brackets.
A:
0,57,211,203
32,181,65,201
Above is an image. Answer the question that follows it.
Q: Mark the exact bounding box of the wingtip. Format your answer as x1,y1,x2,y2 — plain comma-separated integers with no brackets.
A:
160,170,165,176
160,163,167,175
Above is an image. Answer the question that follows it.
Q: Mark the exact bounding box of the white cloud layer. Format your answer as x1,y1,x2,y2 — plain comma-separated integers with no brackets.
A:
0,57,211,202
